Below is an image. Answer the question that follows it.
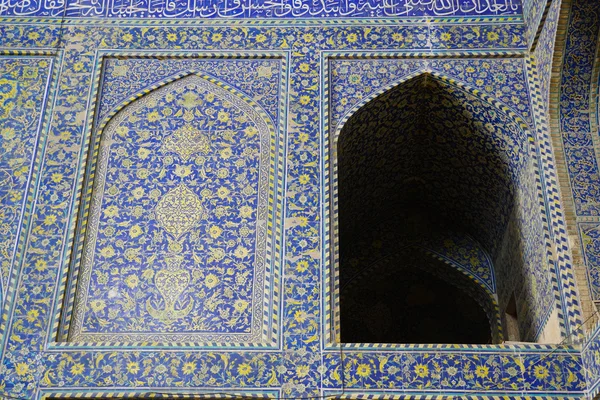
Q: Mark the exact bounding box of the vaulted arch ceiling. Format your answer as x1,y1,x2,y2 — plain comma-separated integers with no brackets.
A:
336,73,552,342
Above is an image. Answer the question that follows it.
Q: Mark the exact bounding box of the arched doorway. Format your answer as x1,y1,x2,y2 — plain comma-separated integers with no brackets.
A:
333,72,551,344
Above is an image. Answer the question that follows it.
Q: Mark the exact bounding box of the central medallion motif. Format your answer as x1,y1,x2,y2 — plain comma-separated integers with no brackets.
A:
155,183,203,240
161,124,210,161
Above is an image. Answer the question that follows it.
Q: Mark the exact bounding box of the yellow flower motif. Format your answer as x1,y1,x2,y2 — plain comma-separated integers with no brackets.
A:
534,365,549,380
1,127,16,140
209,225,222,238
218,111,230,122
15,362,30,376
441,32,452,41
238,363,252,375
126,361,140,374
99,245,115,258
414,364,429,378
104,205,119,218
298,174,310,184
392,33,404,41
244,126,258,137
205,273,219,289
35,260,48,272
114,125,130,136
220,147,233,159
217,186,230,199
356,364,371,378
26,309,39,323
297,216,308,227
212,33,223,42
147,111,160,122
51,173,63,183
217,168,229,178
122,33,133,42
255,34,267,43
131,187,145,199
234,245,249,259
234,300,249,312
125,248,142,263
211,248,226,261
90,299,106,313
166,33,178,41
303,33,314,42
239,205,253,219
138,147,151,159
475,365,489,378
298,132,309,143
487,31,500,41
347,33,358,43
294,310,308,323
296,260,309,272
71,363,85,375
296,364,310,377
174,165,192,178
299,63,310,72
44,214,56,226
129,224,143,238
125,274,139,289
299,95,311,105
182,361,196,375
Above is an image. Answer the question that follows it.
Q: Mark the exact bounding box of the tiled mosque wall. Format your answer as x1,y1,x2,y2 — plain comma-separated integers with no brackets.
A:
1,0,600,396
524,0,549,45
546,0,600,331
533,0,560,114
57,58,284,344
0,56,53,309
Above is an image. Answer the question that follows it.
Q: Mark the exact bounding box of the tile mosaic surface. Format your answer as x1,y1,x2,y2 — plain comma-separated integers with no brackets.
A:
532,0,560,114
0,0,598,396
557,0,600,303
0,56,52,307
69,73,279,343
523,0,549,45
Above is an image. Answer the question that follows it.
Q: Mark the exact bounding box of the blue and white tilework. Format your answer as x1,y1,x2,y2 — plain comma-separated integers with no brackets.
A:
0,56,52,308
557,0,600,304
0,0,600,397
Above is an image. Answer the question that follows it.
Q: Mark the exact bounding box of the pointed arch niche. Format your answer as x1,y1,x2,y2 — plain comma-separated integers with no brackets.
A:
61,72,282,345
328,71,562,345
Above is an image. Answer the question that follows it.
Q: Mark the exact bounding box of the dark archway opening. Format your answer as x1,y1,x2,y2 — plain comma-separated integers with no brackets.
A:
340,249,492,344
336,74,524,344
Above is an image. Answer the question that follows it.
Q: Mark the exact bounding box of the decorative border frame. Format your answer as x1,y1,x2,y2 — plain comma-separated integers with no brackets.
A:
320,51,575,350
322,390,584,399
38,389,280,400
47,50,289,349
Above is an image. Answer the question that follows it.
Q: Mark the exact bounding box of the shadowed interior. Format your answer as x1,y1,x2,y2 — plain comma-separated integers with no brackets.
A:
337,74,548,343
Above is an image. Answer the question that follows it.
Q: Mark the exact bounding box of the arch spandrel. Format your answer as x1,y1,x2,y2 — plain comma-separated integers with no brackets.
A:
67,74,277,344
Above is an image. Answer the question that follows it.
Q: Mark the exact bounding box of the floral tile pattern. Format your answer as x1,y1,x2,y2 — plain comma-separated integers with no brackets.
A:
0,0,598,396
68,73,280,343
0,56,52,306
